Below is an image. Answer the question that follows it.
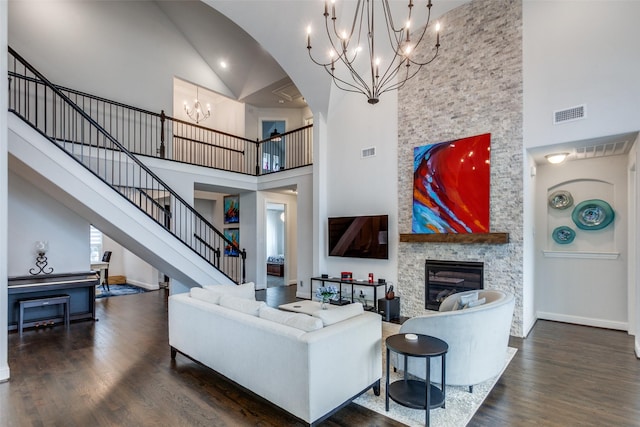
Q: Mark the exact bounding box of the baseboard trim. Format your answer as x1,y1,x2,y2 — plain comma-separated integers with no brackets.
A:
635,339,640,359
537,311,628,331
126,279,159,291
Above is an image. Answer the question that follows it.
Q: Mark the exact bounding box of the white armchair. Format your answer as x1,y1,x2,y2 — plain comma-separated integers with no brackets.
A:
394,289,515,392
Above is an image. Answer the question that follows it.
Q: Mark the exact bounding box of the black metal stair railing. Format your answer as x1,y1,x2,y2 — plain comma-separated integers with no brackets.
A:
7,46,246,284
11,74,314,175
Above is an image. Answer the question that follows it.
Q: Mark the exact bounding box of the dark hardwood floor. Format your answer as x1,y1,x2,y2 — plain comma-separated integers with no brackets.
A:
1,286,639,426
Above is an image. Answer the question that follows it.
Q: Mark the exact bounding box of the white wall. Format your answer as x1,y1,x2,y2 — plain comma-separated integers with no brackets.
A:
523,0,640,338
523,1,640,148
322,84,399,296
173,78,246,136
103,235,159,290
8,172,90,276
245,105,312,140
535,155,628,330
522,151,537,336
1,0,9,383
8,0,230,113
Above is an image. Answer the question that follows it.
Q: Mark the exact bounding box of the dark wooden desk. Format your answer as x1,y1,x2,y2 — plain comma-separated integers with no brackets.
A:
8,271,98,332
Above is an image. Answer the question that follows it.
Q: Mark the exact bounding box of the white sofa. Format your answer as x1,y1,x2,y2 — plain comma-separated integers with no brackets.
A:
168,283,382,426
395,289,514,392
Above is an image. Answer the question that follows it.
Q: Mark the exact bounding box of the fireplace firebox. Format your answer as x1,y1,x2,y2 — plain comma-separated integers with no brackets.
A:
425,260,484,310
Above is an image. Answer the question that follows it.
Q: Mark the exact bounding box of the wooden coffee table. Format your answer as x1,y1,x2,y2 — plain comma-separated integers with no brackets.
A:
385,333,448,426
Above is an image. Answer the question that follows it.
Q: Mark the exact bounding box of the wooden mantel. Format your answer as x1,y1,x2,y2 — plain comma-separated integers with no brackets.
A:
399,233,509,244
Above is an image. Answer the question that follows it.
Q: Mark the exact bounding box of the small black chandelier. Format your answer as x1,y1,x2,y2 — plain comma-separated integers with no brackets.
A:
306,0,441,105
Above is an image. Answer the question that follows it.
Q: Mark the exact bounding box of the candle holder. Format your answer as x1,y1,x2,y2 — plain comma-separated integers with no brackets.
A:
29,241,54,275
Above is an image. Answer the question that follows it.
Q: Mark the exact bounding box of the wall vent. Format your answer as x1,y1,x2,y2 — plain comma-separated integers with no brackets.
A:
553,104,586,124
361,147,376,158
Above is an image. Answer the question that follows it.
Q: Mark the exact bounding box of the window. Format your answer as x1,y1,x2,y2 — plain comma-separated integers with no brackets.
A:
90,225,103,262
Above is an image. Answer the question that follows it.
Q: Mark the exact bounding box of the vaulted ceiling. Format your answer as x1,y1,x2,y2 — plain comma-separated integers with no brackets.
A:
155,0,306,109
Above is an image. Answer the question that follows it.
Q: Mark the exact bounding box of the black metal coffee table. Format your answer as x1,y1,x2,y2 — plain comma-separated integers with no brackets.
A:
385,333,448,426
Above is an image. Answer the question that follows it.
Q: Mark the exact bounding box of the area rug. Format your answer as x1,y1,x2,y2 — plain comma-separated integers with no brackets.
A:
353,322,517,427
95,284,148,298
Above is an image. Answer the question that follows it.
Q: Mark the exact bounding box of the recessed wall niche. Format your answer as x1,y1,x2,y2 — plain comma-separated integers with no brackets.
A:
546,179,616,253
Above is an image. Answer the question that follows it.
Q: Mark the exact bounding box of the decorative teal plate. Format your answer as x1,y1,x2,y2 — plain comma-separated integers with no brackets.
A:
571,199,615,230
552,226,576,244
548,190,573,210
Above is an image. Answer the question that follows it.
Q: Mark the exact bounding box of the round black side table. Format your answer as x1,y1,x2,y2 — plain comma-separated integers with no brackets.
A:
385,333,448,426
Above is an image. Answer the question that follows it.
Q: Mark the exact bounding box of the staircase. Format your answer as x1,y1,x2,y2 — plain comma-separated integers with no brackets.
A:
7,47,245,287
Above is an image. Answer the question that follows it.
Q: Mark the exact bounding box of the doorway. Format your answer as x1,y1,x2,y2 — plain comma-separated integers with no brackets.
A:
261,120,286,174
266,202,285,287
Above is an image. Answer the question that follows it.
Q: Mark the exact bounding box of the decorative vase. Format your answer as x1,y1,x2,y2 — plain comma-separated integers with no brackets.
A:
321,297,330,309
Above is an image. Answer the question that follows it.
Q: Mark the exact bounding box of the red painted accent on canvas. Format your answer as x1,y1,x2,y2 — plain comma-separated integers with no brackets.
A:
413,133,491,233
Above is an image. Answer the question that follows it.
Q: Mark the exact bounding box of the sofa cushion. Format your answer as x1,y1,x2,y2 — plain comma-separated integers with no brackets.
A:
190,286,222,304
202,282,256,302
312,302,364,326
259,306,323,332
219,295,266,316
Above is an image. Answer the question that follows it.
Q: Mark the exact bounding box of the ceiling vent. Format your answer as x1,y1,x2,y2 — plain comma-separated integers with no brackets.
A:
553,104,586,124
361,147,376,158
272,82,302,103
575,140,631,160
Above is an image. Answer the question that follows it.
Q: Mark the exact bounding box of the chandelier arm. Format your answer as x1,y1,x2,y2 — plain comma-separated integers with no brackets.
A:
378,65,422,96
367,0,376,90
377,58,406,91
382,0,410,44
406,46,439,67
346,0,364,44
324,15,361,67
324,65,371,97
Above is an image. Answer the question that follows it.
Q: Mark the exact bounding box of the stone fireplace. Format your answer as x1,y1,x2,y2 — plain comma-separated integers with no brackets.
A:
425,260,484,310
396,0,524,336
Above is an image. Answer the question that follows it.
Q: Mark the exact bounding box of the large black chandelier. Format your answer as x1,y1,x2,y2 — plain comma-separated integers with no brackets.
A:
306,0,441,105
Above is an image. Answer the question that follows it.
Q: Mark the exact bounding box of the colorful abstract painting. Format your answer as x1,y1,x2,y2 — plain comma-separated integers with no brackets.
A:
224,195,239,224
224,228,240,257
412,133,491,234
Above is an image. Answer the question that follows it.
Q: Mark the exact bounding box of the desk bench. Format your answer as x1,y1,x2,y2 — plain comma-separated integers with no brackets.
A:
18,294,70,336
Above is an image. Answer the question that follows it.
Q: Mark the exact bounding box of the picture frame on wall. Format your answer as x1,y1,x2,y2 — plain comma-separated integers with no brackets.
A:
224,228,240,257
224,195,239,224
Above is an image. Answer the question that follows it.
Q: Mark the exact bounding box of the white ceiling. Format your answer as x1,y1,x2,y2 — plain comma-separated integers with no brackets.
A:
155,0,306,109
155,1,637,164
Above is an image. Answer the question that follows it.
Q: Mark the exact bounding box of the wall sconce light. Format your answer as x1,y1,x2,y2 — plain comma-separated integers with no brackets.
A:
545,153,569,164
29,241,54,275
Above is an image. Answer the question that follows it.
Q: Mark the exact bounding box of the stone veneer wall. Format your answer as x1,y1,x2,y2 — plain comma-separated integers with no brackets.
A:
397,0,524,336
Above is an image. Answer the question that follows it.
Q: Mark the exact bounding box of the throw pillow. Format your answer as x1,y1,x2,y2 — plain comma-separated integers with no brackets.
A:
466,297,486,308
202,281,256,301
190,286,221,304
219,295,266,316
259,307,323,332
452,291,480,311
312,302,364,326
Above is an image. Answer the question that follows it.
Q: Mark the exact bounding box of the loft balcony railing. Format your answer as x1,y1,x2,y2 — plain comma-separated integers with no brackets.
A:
11,78,314,176
7,47,246,284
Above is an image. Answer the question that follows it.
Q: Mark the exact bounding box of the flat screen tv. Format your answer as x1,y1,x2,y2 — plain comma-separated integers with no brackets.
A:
328,215,388,259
